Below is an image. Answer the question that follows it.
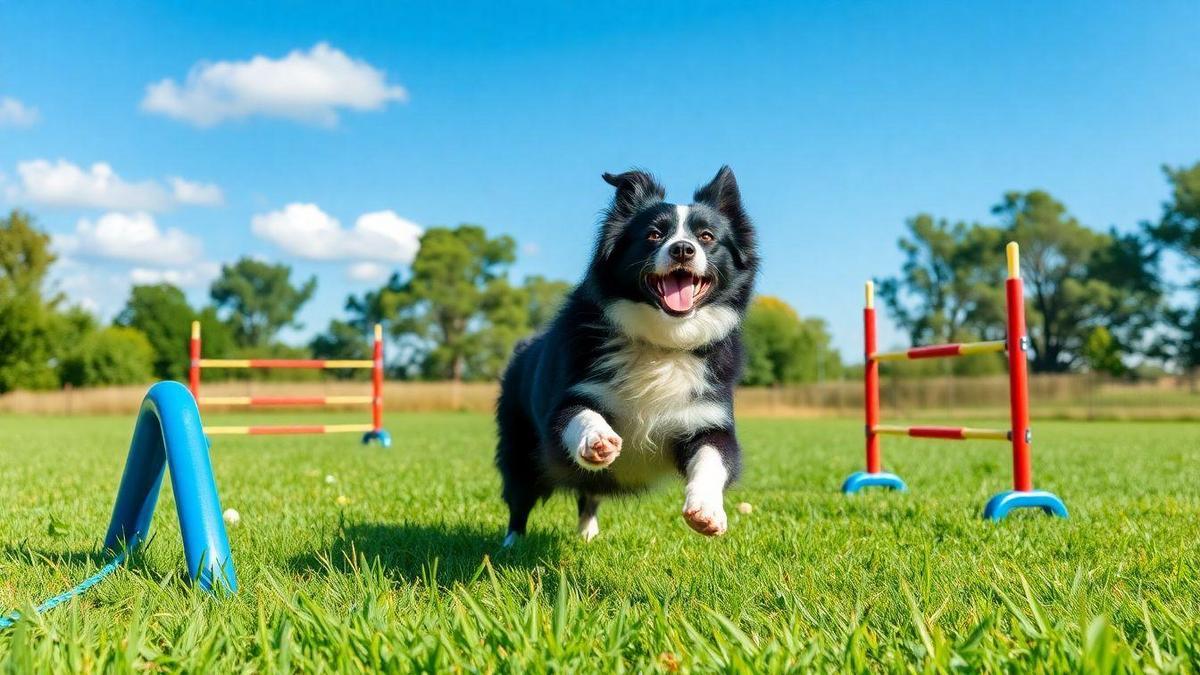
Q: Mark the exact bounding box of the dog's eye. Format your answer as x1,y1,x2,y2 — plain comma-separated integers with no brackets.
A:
647,230,663,241
698,231,715,243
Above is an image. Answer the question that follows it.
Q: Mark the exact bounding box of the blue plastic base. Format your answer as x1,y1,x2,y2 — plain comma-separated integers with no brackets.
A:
982,490,1069,520
841,471,908,494
362,429,392,448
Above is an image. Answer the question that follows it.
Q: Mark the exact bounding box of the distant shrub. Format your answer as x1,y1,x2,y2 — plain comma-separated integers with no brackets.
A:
59,326,155,387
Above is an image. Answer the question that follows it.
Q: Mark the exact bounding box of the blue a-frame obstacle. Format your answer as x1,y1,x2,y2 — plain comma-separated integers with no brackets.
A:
2,381,235,629
104,380,237,592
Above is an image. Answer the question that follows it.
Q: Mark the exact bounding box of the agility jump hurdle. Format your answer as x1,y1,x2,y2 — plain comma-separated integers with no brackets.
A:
841,242,1067,520
188,322,391,447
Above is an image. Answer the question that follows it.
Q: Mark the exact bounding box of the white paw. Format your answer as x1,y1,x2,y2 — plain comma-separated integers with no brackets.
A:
682,492,727,537
501,531,521,548
578,514,600,542
563,410,622,471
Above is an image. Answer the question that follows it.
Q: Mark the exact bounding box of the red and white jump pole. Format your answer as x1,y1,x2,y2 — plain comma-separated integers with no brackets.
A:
187,321,391,447
841,242,1066,520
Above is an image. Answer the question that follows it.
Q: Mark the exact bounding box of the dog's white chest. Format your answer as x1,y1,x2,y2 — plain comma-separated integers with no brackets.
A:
572,339,729,487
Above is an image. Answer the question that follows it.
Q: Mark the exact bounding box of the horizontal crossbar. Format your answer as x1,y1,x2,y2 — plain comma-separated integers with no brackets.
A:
871,340,1005,362
200,396,373,407
199,358,374,369
205,423,375,436
872,424,1010,441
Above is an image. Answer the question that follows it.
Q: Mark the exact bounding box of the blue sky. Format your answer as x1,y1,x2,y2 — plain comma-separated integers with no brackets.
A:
1,1,1198,356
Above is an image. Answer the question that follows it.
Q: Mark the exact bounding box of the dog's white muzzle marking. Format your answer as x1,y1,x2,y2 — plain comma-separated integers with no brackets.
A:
655,204,707,275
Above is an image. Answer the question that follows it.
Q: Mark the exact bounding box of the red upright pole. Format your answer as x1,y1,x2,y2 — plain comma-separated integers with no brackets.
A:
1004,244,1033,492
864,282,881,473
371,323,384,433
189,320,201,400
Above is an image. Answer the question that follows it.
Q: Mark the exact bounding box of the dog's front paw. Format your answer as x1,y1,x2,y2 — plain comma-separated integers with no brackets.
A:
578,428,622,469
682,495,727,537
565,411,622,470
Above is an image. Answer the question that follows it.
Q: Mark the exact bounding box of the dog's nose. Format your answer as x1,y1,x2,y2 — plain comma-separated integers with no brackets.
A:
669,241,696,261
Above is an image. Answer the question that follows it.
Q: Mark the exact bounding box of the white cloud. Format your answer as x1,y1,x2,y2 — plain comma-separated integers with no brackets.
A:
522,241,541,256
142,42,408,127
169,177,224,206
0,97,38,128
10,159,223,212
15,160,169,210
252,203,422,263
346,261,391,283
51,258,131,321
129,261,220,288
57,212,202,266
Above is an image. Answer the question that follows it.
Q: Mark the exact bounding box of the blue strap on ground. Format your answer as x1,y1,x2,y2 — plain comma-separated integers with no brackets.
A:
1,381,236,632
0,548,129,630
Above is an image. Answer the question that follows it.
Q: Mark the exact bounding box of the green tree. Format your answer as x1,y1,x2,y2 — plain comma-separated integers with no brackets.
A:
995,190,1160,372
0,210,63,392
1081,326,1125,377
382,225,523,381
522,275,572,330
1146,161,1200,375
741,296,842,386
194,307,238,378
58,326,154,387
309,319,372,380
877,215,1007,376
346,274,402,332
115,284,237,381
114,284,193,380
210,258,317,348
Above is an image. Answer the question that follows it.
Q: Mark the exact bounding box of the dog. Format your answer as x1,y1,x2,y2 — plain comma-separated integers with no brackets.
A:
495,166,758,544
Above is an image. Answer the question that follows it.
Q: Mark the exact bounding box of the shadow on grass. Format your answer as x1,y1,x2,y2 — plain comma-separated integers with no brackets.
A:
2,545,113,569
287,521,561,587
0,539,201,595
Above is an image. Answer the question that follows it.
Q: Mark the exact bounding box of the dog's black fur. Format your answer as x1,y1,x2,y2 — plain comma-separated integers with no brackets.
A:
495,166,758,542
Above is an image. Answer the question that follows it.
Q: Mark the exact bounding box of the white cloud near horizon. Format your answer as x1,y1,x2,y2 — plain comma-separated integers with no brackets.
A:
9,159,223,211
129,261,221,288
56,211,203,266
169,177,224,206
346,261,391,283
142,42,408,127
252,203,422,269
0,97,39,128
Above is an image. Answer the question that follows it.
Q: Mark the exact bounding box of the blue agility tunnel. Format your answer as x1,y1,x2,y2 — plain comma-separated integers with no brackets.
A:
103,380,237,593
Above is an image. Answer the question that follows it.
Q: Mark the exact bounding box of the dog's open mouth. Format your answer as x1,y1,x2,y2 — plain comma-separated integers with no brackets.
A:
648,269,713,315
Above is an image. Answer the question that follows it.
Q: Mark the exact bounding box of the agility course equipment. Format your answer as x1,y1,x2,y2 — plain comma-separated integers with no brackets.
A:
1,381,234,629
189,321,392,447
841,242,1068,520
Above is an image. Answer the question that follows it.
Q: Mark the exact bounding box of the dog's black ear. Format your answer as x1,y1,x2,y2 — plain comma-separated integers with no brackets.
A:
596,169,665,261
602,170,666,221
693,166,743,220
695,166,757,269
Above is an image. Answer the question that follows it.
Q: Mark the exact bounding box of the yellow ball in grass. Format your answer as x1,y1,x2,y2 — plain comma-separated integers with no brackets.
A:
737,502,753,514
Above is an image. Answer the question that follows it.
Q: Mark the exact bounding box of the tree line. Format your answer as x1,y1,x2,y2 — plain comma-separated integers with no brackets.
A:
0,211,839,392
878,162,1200,378
0,160,1194,393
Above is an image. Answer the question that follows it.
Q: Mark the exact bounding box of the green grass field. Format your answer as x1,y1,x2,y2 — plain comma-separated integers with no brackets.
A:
1,412,1198,671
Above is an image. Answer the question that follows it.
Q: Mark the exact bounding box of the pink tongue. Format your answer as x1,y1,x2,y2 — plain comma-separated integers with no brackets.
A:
661,274,695,312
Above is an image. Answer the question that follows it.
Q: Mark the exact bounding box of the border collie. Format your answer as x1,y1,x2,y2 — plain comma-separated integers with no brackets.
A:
495,166,757,544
